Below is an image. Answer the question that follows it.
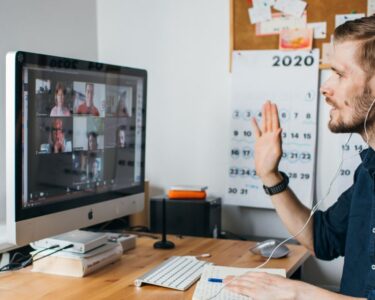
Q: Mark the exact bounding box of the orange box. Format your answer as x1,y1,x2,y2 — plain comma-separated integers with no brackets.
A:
167,190,206,200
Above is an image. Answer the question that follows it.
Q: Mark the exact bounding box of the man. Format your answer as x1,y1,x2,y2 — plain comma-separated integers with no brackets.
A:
49,118,72,153
89,159,101,181
87,131,98,151
76,83,100,116
226,16,375,299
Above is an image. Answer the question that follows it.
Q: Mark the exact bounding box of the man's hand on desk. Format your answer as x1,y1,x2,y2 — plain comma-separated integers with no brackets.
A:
224,272,297,300
224,272,366,300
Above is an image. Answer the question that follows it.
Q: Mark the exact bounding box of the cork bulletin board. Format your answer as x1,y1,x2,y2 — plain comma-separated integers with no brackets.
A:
230,0,367,55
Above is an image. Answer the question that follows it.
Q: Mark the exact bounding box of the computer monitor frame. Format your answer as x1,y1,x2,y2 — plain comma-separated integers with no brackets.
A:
2,51,147,251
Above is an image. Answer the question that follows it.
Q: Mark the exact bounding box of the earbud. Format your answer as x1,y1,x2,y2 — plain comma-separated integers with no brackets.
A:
363,98,375,145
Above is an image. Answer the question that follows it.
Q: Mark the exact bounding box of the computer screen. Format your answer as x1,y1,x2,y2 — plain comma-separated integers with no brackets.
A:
2,51,147,250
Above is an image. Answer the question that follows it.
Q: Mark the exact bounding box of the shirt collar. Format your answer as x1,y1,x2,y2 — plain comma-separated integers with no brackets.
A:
360,147,375,175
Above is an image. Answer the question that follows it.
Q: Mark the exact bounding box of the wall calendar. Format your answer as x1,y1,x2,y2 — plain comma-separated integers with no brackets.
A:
226,50,320,208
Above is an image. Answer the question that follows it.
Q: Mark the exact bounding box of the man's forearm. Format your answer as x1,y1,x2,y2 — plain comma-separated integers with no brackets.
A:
260,172,313,253
270,187,313,252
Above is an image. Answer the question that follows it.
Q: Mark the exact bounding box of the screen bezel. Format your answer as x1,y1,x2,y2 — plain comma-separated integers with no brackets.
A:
14,51,147,221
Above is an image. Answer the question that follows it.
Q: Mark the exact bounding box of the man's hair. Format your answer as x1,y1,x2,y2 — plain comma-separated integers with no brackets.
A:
334,15,375,78
87,131,97,139
52,118,63,129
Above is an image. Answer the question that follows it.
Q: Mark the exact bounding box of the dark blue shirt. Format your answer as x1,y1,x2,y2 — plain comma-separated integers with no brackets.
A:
314,148,375,299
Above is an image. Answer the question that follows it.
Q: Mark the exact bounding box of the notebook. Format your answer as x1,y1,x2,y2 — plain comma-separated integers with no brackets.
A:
192,265,286,300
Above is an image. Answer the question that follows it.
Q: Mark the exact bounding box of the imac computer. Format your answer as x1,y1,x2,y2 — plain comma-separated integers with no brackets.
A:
1,51,147,252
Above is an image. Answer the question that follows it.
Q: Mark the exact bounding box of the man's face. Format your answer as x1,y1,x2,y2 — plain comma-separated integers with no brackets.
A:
86,84,94,107
320,41,375,134
88,134,97,151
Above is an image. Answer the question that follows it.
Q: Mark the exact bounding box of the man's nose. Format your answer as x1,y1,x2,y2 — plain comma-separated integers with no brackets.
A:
320,84,333,97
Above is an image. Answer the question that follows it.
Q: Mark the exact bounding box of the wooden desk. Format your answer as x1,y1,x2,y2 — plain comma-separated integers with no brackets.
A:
0,236,310,300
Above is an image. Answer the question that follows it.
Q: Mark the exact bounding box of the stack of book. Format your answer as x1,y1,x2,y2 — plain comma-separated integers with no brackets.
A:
30,234,123,277
168,185,208,200
32,242,122,277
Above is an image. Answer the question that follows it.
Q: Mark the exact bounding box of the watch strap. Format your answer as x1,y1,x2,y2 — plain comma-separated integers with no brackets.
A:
262,172,289,196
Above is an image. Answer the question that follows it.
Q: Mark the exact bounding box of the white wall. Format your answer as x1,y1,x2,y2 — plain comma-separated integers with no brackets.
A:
0,0,98,223
95,0,343,289
97,0,231,197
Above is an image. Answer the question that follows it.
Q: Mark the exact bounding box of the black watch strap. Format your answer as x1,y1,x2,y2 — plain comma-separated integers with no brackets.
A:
262,172,289,196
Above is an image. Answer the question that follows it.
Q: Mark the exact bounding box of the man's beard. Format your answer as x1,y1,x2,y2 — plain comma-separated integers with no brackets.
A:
328,85,375,134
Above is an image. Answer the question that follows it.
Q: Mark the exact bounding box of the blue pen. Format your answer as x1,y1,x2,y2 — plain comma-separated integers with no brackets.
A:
208,277,223,283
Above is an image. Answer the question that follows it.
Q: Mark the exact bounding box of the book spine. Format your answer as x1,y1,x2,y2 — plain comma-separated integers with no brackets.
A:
82,244,122,276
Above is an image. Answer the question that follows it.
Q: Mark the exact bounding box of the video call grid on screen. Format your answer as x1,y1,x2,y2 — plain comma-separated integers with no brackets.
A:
21,64,144,209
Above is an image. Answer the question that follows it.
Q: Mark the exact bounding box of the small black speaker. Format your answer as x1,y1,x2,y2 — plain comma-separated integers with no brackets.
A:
150,196,221,238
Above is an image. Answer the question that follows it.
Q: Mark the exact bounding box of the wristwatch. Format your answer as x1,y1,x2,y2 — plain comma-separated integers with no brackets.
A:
262,172,289,196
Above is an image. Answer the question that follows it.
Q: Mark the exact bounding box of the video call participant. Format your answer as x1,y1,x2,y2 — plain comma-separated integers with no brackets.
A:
116,125,127,148
116,91,130,117
225,15,375,300
87,131,98,151
76,83,99,116
89,158,101,181
73,152,88,182
50,82,71,117
49,118,71,153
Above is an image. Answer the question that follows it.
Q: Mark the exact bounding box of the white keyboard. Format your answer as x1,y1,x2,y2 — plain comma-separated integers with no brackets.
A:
134,256,211,291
